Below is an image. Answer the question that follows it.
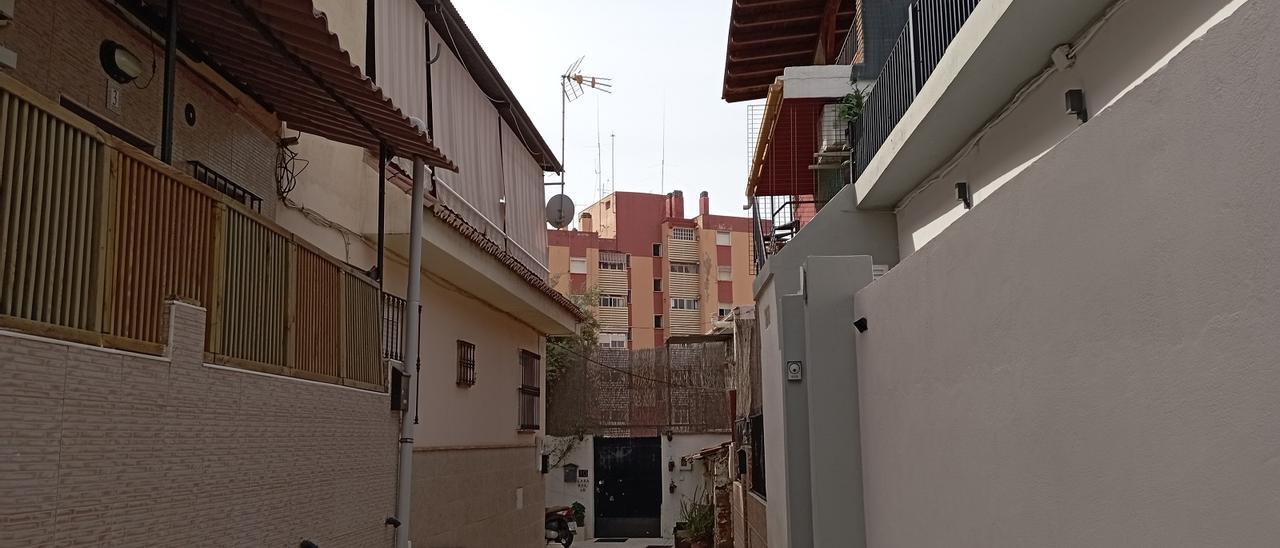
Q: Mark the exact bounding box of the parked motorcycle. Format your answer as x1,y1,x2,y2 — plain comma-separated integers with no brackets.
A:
544,505,576,546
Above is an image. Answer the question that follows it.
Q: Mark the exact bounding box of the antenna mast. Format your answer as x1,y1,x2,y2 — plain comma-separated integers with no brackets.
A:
552,56,612,197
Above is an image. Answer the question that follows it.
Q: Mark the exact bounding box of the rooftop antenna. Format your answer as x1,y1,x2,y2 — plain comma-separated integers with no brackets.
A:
660,99,666,194
595,99,603,202
610,132,616,196
546,56,611,228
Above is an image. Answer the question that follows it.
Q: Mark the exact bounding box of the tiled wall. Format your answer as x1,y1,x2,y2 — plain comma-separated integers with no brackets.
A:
0,302,399,546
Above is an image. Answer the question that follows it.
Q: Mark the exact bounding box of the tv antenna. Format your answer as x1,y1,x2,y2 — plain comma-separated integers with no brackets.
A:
549,56,612,196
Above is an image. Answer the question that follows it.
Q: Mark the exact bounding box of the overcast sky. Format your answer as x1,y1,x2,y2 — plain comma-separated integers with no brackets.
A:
451,0,757,218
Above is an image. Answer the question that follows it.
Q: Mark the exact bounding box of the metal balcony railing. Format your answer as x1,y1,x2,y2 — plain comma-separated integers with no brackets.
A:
382,293,408,362
855,0,981,181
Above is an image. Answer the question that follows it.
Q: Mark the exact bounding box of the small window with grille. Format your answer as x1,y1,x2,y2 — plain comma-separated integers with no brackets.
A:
599,251,627,270
518,350,541,430
600,294,626,308
671,227,696,241
671,298,700,310
670,262,698,274
456,340,476,386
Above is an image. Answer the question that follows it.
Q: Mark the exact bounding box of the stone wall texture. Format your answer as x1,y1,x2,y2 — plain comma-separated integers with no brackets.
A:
0,302,399,547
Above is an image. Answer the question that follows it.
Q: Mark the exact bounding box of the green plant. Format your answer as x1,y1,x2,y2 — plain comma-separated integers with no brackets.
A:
546,287,600,383
571,501,586,526
679,487,714,541
838,85,869,124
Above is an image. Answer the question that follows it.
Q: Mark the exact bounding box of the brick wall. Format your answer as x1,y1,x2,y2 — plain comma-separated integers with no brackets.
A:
0,302,399,546
0,0,280,212
410,445,545,548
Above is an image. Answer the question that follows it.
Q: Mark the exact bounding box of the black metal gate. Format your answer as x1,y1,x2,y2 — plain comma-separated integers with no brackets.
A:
594,436,662,538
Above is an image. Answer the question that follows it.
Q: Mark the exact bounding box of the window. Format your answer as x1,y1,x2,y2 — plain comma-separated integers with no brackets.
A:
670,262,698,274
600,294,626,308
718,305,733,319
456,340,476,386
749,414,766,497
569,257,588,274
598,332,628,348
717,266,733,281
654,315,664,328
599,251,626,270
652,243,662,257
518,350,540,430
671,298,699,310
653,278,662,292
716,231,732,246
671,227,695,241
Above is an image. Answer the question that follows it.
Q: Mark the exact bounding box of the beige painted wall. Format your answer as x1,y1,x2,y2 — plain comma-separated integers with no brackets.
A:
854,4,1280,545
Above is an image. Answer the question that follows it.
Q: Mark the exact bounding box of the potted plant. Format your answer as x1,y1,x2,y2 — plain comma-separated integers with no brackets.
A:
571,501,586,528
678,489,714,548
840,85,869,146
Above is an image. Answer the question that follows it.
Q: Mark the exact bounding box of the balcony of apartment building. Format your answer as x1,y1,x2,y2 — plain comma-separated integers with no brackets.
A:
745,67,859,266
0,0,456,392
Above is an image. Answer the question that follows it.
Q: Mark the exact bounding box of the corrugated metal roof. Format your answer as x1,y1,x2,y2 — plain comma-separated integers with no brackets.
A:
141,0,456,170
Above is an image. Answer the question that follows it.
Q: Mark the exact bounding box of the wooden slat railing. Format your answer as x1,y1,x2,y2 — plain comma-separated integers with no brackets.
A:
0,73,386,391
0,86,107,338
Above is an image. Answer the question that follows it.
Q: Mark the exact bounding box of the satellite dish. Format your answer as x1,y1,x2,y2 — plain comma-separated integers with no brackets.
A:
546,194,575,229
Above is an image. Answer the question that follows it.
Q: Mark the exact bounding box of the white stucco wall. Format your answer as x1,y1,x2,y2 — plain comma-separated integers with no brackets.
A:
661,434,731,538
895,0,1246,256
544,435,596,538
854,1,1280,544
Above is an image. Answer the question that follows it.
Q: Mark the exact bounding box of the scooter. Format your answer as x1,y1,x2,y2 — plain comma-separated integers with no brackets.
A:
544,505,576,546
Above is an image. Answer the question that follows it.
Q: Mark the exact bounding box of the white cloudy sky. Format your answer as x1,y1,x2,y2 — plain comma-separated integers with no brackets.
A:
452,0,757,217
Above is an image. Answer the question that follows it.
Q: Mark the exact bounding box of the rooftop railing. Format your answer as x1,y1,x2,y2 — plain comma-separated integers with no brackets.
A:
855,0,981,181
0,74,386,391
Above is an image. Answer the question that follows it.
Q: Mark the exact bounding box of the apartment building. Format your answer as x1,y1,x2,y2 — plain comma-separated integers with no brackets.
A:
547,191,755,349
732,0,1280,547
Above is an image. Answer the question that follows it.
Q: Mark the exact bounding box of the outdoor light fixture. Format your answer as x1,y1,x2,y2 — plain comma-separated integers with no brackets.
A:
1066,89,1088,123
955,182,972,210
853,317,869,333
99,40,144,84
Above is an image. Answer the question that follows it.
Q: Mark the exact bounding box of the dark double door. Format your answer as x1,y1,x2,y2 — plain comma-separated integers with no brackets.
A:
594,436,662,538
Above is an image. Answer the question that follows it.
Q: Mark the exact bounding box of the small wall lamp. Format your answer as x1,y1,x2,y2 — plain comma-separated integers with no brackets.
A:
853,317,869,333
955,182,972,210
1065,89,1088,123
100,40,144,84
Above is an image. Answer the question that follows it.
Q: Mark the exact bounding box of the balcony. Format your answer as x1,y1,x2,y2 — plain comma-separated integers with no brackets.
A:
0,75,387,391
854,0,982,186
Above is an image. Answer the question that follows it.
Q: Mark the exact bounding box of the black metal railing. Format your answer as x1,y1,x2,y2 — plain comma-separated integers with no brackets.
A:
855,0,981,180
382,293,407,362
518,350,541,430
188,160,264,212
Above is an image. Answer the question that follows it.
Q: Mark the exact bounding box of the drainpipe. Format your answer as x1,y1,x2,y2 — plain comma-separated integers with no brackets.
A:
394,155,427,548
159,0,179,163
376,144,387,286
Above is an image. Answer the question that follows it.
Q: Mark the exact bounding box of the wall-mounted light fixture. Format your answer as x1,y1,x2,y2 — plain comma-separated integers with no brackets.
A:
955,182,972,210
1065,89,1088,123
853,317,869,333
100,40,143,84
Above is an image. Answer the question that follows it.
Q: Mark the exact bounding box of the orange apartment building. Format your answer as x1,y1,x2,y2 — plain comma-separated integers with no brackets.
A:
548,190,755,349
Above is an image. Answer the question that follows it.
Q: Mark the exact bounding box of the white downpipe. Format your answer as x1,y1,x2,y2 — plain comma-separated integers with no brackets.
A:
395,156,427,548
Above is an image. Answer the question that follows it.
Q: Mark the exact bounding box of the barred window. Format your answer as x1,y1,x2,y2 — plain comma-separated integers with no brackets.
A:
671,227,695,241
456,340,476,386
518,350,541,430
